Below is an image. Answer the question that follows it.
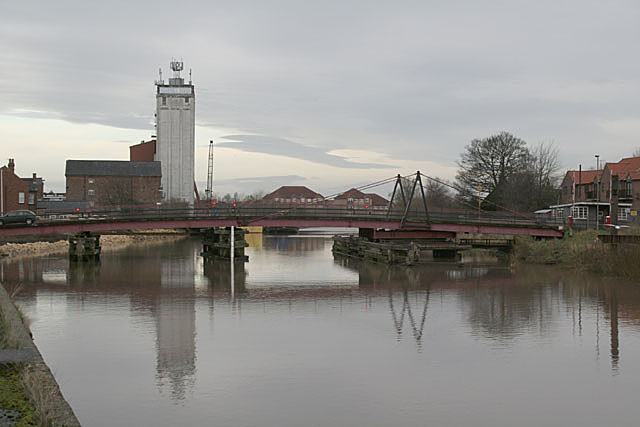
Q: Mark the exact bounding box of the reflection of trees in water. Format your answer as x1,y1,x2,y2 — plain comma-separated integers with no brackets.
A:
334,256,636,369
262,236,326,253
388,289,430,350
461,283,559,342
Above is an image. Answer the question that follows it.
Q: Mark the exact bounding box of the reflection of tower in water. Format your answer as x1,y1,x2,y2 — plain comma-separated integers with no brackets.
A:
155,242,197,401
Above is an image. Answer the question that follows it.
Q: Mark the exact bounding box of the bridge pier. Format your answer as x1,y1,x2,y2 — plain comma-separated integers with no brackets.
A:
432,249,461,261
69,232,101,261
201,227,249,262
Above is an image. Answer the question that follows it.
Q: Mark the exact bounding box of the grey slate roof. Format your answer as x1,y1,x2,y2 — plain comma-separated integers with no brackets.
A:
65,160,161,177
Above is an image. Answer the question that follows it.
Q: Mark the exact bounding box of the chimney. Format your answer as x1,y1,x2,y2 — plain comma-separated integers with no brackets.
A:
8,159,14,173
32,173,37,183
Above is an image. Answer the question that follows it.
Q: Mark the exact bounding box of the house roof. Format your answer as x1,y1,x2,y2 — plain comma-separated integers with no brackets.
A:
65,160,161,177
263,186,324,200
566,169,602,184
605,156,640,180
335,188,388,205
335,188,366,199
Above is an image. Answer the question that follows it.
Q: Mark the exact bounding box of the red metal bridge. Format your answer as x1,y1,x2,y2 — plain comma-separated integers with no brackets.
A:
0,206,562,238
0,172,564,238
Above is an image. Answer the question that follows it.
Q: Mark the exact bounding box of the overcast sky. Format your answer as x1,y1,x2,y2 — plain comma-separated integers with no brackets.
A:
1,0,639,196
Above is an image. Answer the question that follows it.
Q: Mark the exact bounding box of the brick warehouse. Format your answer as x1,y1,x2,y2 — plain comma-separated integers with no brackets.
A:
65,160,162,206
0,159,41,214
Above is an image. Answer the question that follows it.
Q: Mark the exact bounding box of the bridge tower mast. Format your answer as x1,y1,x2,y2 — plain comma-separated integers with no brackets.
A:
205,139,214,200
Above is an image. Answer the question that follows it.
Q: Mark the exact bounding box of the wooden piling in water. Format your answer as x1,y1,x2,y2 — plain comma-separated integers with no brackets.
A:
69,233,101,261
201,227,249,261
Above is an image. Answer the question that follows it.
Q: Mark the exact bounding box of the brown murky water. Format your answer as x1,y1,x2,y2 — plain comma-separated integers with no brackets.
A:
2,234,640,427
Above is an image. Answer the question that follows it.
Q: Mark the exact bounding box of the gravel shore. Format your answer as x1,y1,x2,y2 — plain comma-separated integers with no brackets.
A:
0,232,189,260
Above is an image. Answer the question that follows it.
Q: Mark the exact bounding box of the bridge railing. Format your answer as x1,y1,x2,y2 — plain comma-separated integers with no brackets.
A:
29,204,564,229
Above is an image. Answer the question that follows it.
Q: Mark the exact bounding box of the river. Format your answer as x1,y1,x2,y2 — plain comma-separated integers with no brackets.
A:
2,233,640,426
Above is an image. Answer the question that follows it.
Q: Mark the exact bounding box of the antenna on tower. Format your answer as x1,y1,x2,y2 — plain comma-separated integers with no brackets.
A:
189,68,192,85
156,68,164,85
170,59,184,78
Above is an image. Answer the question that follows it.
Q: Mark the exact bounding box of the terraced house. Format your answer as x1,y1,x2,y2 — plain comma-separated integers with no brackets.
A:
552,156,640,227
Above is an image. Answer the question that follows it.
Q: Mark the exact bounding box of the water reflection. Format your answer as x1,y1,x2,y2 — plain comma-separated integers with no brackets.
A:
2,236,640,425
388,289,429,350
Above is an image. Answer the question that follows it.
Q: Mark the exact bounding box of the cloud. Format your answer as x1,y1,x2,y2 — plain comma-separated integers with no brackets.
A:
217,135,395,169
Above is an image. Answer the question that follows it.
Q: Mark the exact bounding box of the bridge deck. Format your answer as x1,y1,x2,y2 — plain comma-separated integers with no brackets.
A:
0,207,564,238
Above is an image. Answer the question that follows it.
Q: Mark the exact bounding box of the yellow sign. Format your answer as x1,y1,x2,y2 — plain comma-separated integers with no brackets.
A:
631,210,638,217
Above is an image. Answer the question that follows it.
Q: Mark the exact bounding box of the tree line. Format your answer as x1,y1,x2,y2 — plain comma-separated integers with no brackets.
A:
392,131,562,212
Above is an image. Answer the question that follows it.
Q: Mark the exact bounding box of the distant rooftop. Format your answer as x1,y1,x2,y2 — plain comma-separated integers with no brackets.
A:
65,160,161,177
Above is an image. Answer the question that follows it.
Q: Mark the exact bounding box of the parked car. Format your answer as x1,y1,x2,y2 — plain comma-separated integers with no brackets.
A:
0,210,37,226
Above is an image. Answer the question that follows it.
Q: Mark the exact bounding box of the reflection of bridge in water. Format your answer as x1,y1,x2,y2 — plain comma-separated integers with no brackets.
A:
2,238,637,397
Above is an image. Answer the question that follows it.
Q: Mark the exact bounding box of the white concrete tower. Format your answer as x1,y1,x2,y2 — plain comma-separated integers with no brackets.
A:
155,60,195,204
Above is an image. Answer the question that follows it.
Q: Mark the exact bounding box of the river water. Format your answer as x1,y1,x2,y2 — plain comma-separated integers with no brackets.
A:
2,233,640,427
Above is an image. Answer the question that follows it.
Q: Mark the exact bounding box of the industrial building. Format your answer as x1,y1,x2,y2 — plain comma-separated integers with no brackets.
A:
65,160,161,206
154,60,195,204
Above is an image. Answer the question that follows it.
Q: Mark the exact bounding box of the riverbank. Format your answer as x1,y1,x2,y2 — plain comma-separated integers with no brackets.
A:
0,231,189,260
0,284,81,426
514,228,640,280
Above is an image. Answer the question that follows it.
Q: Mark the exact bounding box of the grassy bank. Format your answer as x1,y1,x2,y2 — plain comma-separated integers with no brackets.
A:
514,228,640,280
0,284,80,426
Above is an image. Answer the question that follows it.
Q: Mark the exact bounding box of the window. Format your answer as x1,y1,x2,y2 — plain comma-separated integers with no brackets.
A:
18,192,25,204
184,96,189,104
28,193,35,205
88,189,96,196
618,208,630,222
554,208,564,218
88,178,95,184
162,96,167,106
571,206,588,219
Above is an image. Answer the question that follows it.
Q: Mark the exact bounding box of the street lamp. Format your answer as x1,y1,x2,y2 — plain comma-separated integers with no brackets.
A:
595,154,600,230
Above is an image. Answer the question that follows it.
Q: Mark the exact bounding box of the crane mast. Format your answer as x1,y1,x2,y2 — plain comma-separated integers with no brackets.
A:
205,139,214,201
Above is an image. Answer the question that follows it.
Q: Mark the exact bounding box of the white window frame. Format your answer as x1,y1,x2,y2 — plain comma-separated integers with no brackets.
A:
571,206,588,219
18,192,25,204
28,193,35,205
618,208,629,222
87,189,96,196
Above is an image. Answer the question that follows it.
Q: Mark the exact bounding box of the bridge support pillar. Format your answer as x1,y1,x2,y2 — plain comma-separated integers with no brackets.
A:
201,227,249,262
432,249,461,260
69,232,101,261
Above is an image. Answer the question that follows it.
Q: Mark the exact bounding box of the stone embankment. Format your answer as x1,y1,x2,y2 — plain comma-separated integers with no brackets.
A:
0,231,188,260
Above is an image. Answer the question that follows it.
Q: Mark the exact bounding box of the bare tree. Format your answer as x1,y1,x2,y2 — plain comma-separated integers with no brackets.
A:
633,147,640,157
530,141,562,189
456,131,530,196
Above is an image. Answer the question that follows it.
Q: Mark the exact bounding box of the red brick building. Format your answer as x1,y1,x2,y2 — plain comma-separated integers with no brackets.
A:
552,156,640,225
262,186,324,205
0,159,33,214
130,139,156,162
332,188,389,210
65,160,162,206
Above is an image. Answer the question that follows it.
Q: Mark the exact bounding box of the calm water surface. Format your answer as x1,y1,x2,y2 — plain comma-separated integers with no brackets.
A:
2,234,640,427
